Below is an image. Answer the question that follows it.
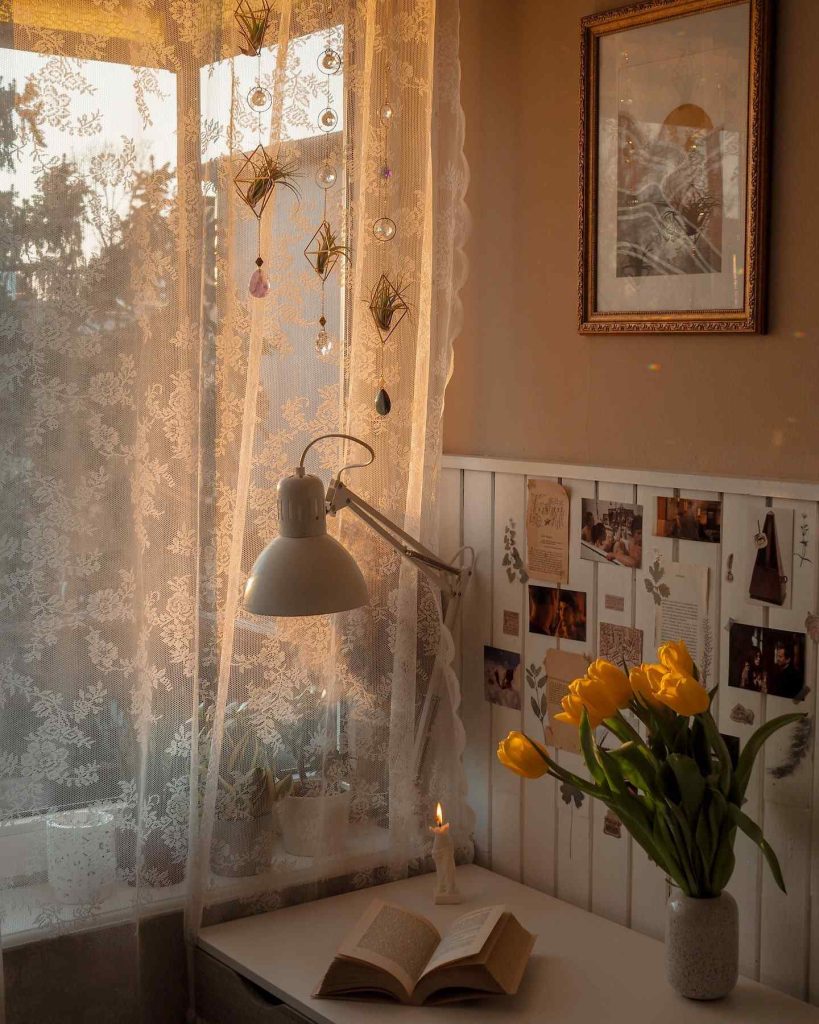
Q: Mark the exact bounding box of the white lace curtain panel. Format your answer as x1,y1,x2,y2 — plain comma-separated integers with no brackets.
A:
0,0,469,1016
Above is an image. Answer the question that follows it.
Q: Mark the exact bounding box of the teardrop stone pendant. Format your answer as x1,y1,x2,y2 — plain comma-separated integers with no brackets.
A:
375,386,391,416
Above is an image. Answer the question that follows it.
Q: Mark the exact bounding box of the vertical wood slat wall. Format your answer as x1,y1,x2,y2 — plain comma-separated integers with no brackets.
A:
438,456,819,1004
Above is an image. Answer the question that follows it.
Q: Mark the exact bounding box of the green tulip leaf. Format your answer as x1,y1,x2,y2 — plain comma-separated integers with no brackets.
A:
667,754,706,823
728,803,787,893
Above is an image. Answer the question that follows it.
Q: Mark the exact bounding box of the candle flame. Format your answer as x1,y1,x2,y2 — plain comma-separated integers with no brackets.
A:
435,802,443,826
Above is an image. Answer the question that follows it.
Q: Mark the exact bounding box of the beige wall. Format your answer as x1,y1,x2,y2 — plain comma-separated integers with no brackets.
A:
444,0,819,483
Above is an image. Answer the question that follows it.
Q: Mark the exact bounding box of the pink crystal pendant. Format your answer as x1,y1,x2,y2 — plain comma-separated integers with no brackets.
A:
249,257,269,299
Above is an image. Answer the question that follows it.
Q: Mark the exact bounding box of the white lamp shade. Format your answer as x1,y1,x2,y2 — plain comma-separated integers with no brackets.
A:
244,533,369,616
242,468,369,616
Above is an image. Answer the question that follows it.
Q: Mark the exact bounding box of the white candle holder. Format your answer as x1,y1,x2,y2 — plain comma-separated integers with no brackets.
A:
430,824,462,905
47,808,117,904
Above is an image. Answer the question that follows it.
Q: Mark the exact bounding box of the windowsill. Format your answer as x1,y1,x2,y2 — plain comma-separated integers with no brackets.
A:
1,817,418,948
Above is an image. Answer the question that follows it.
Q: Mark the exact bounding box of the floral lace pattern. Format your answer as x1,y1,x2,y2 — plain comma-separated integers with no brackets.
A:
0,0,469,995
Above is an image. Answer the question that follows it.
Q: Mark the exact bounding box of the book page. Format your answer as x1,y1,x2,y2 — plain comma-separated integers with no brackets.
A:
338,900,441,997
526,479,570,584
420,905,505,977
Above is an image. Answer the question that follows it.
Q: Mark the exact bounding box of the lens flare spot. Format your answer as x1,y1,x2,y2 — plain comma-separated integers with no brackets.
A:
793,330,807,338
647,362,661,372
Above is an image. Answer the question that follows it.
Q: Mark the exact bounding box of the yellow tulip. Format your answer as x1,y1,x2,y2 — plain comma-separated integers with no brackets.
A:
554,661,630,729
657,640,694,678
588,658,632,706
630,662,665,704
497,731,550,779
654,670,710,716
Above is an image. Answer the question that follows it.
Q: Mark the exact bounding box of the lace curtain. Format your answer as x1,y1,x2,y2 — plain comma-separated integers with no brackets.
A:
0,0,469,1017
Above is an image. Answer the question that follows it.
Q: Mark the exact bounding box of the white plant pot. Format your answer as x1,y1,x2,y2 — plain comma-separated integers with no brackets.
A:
47,808,117,904
280,783,351,858
211,811,276,877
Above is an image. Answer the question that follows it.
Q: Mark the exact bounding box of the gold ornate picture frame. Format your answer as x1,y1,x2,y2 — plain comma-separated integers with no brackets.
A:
578,0,772,334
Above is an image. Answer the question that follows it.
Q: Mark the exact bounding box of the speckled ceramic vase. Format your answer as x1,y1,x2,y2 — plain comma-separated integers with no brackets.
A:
666,891,738,1000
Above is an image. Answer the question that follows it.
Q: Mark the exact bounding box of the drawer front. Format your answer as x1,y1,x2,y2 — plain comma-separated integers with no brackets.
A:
195,947,311,1024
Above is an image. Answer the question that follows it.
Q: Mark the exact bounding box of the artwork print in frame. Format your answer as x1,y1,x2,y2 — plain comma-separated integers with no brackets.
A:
579,0,772,333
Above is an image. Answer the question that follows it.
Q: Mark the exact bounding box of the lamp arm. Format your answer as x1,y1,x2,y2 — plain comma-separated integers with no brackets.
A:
326,479,469,599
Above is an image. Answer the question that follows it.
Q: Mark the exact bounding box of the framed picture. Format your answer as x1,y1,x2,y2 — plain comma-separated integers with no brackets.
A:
578,0,772,333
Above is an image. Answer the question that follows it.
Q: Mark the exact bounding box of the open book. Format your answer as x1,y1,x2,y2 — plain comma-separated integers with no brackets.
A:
315,899,535,1006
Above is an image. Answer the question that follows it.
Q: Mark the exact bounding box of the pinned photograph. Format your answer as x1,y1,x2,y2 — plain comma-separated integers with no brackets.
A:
580,499,643,569
483,646,521,710
656,497,722,544
728,623,807,701
528,586,587,642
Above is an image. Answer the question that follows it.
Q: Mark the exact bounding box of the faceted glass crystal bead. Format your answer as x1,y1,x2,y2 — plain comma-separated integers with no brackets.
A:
315,329,333,356
318,48,342,74
319,107,338,131
375,387,391,416
372,216,396,242
247,85,272,111
315,164,338,189
379,101,394,125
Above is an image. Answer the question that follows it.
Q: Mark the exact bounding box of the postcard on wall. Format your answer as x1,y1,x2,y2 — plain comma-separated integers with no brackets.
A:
525,478,569,584
528,585,587,643
484,646,521,710
653,562,709,668
656,497,721,544
543,649,590,755
599,622,643,673
728,623,807,701
581,498,643,569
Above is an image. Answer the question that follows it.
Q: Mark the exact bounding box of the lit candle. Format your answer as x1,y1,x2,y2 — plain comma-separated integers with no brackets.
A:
429,802,462,905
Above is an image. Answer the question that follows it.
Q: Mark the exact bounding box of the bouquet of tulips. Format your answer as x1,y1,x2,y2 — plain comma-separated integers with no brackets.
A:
497,641,803,897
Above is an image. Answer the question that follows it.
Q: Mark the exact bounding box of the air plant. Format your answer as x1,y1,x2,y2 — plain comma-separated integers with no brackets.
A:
234,0,272,56
367,273,409,334
235,147,300,218
314,222,350,278
246,157,300,209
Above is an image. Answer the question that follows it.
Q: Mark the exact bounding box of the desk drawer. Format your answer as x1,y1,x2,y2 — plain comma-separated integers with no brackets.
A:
195,947,311,1024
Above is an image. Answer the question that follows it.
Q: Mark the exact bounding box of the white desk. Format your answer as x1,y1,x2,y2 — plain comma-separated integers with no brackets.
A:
198,865,819,1023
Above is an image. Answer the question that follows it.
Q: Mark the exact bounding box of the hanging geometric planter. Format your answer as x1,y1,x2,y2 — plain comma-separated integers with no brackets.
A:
234,0,273,56
367,272,408,343
233,144,299,219
304,221,350,282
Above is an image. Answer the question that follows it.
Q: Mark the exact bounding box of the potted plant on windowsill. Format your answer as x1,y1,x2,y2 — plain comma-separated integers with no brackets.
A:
497,641,804,1001
279,745,353,859
200,701,292,877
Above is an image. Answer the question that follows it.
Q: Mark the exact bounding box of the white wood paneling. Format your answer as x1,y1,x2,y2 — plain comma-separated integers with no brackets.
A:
489,474,527,881
592,482,637,927
441,454,819,1006
521,476,559,896
459,470,493,866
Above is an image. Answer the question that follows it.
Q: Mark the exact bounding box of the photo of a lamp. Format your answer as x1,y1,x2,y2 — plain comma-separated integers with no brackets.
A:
243,433,472,618
243,434,474,776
